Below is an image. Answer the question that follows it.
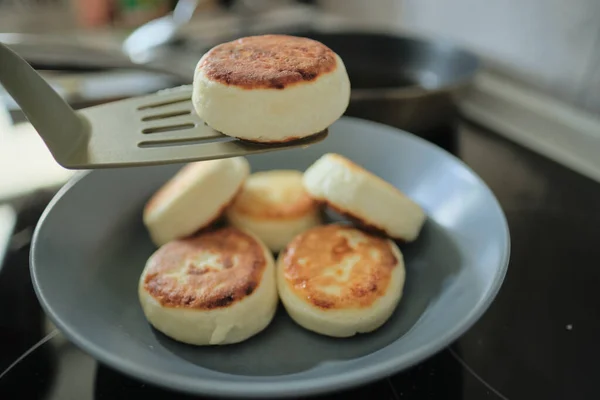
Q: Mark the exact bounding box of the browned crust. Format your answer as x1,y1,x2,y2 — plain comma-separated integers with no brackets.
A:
198,35,337,90
233,128,329,144
142,227,267,310
229,172,320,220
281,224,398,310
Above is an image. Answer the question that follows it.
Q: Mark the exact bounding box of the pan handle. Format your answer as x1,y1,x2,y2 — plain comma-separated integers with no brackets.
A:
0,205,16,273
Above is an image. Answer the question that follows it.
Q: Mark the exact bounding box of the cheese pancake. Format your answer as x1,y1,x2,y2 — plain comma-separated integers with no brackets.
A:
226,170,322,252
303,153,426,242
192,35,350,143
143,157,249,247
138,226,277,345
277,224,405,337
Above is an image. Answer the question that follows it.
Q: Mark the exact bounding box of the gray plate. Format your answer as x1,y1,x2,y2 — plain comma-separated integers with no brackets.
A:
30,117,510,398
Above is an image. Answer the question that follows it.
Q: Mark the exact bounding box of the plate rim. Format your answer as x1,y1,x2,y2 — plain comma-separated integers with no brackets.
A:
30,116,511,398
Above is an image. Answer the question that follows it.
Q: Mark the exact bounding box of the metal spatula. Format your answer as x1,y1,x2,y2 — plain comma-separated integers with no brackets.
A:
0,43,328,169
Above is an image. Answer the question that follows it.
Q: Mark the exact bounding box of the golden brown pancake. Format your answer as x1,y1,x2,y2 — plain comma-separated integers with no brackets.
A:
139,226,278,345
226,169,323,252
276,224,405,337
230,170,318,220
192,35,350,143
142,227,266,310
198,34,337,90
280,224,398,310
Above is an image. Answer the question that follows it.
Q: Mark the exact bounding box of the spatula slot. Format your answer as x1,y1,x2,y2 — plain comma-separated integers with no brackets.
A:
141,110,192,121
142,123,196,134
138,136,232,148
137,97,191,110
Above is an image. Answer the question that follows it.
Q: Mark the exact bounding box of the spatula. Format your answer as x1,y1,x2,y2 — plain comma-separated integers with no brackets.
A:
0,43,328,169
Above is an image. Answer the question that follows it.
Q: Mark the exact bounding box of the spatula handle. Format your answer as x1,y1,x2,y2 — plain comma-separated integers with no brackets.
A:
0,43,87,154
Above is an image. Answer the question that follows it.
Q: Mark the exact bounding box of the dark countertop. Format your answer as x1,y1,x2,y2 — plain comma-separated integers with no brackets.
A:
0,119,599,400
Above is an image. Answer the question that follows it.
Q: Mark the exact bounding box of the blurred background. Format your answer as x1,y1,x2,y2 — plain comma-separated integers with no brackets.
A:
1,0,599,204
2,2,600,399
1,0,600,205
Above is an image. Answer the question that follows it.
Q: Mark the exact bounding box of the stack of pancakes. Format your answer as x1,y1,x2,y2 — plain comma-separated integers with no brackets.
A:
138,35,426,346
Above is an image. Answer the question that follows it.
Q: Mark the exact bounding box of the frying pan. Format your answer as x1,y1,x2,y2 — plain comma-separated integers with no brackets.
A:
1,30,479,134
287,31,480,133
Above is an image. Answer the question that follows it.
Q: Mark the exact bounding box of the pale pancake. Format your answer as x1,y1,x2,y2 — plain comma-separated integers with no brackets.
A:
302,153,426,242
277,224,405,337
192,35,350,143
143,157,249,247
226,170,322,252
138,226,278,345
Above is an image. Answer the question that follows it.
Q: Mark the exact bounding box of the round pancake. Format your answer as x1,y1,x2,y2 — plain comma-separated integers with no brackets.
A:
143,157,249,247
302,153,426,242
277,224,405,337
226,170,322,252
138,226,278,345
192,34,350,143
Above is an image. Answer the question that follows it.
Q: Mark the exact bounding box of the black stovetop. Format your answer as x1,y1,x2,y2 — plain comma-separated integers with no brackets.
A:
1,120,599,400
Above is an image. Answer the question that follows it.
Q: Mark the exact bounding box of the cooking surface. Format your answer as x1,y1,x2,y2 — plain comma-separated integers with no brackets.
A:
0,120,599,399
